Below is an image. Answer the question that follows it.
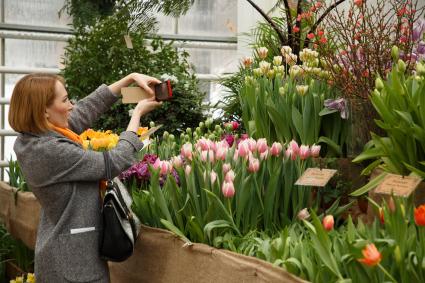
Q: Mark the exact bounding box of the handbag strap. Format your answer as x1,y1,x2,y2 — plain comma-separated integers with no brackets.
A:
102,151,138,240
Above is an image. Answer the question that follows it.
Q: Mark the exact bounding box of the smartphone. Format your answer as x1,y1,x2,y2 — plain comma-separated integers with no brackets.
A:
154,80,173,101
121,80,173,104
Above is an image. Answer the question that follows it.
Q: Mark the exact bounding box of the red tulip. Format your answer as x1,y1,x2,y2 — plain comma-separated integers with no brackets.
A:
322,215,334,231
358,244,381,266
414,204,425,226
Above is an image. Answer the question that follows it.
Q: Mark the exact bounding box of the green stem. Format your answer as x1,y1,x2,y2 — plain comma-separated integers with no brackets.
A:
378,263,397,283
227,198,233,217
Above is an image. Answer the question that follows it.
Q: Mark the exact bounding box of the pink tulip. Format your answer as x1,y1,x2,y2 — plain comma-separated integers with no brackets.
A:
354,0,363,7
260,150,269,160
233,150,239,161
257,138,268,154
297,208,310,220
247,138,257,152
270,142,283,156
172,156,183,168
311,144,321,158
222,163,231,175
248,157,260,173
240,133,249,140
208,140,217,152
285,148,297,161
153,158,161,170
215,146,228,161
201,150,215,163
322,215,334,231
196,138,209,151
181,143,193,160
160,161,171,175
299,145,310,160
225,170,236,183
289,140,300,155
222,181,235,198
210,170,217,184
185,165,192,176
238,140,250,158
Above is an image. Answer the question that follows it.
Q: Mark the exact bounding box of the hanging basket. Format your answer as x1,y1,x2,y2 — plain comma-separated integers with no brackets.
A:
0,182,40,249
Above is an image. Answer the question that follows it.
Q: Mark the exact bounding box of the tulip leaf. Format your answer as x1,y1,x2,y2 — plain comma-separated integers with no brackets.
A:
350,172,387,196
319,107,339,116
203,220,232,240
403,162,425,179
292,106,304,142
318,136,342,156
160,219,192,245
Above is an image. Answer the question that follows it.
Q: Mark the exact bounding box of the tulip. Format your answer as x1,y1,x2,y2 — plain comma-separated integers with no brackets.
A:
257,47,268,59
273,56,282,66
379,208,385,224
215,146,228,161
310,144,321,158
297,208,310,220
185,165,192,176
285,53,298,66
256,138,268,154
296,85,309,96
259,61,271,74
280,46,292,57
210,170,217,185
201,150,215,163
153,158,161,170
238,140,250,158
414,204,425,226
322,215,334,231
260,150,269,160
270,142,283,156
299,145,310,160
358,244,382,266
181,143,193,160
289,140,300,155
222,163,231,174
285,148,297,161
354,0,363,7
196,138,209,151
242,56,253,68
225,170,236,183
222,181,235,198
247,138,257,152
171,156,183,168
248,157,260,173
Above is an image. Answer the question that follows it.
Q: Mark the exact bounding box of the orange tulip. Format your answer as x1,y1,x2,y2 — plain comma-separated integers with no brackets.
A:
358,244,381,266
322,215,334,231
414,204,425,226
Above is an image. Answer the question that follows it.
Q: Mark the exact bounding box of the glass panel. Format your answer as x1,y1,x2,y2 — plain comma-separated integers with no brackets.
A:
177,0,237,37
4,0,71,28
156,15,175,35
5,39,67,71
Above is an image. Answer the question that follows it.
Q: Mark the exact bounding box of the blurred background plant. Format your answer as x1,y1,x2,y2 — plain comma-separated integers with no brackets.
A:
62,0,206,135
6,158,29,193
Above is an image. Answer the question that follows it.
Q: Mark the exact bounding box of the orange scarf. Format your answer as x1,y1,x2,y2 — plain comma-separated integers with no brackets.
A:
49,123,83,145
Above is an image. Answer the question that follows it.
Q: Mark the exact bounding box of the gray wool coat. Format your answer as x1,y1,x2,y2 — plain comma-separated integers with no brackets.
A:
14,85,144,282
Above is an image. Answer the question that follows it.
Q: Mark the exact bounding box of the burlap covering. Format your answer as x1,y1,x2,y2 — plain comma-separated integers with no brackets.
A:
367,169,425,223
109,225,306,283
0,182,40,249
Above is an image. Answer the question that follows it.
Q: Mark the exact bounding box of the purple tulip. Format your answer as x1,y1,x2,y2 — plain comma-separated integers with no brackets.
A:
324,98,349,119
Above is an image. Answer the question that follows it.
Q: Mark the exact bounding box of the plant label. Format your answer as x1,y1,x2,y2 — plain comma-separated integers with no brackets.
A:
375,173,422,197
295,168,337,187
124,34,133,49
139,125,163,140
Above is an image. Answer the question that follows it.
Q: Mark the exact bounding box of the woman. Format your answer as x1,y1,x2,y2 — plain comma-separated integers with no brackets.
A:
9,73,162,282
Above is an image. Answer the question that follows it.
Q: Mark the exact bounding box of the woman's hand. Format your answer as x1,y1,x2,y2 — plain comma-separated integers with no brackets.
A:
134,96,162,116
126,97,162,133
108,73,161,97
131,73,161,97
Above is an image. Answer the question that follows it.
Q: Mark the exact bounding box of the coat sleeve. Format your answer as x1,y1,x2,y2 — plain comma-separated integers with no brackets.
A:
24,131,143,188
68,84,120,134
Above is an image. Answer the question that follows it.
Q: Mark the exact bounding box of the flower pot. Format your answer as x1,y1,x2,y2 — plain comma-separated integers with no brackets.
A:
0,182,40,249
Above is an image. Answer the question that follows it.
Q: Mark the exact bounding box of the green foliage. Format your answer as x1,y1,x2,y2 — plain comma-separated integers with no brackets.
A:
62,11,207,134
6,158,29,192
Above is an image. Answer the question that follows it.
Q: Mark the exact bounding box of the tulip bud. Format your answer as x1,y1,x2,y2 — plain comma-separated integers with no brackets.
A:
322,215,334,231
222,163,231,175
397,59,406,73
297,208,310,220
149,121,155,128
248,157,260,173
180,133,185,140
163,131,169,140
394,245,402,264
296,85,309,96
222,181,235,198
186,128,192,135
253,68,262,77
225,170,236,183
273,56,283,66
205,118,212,128
257,47,268,59
391,46,399,62
270,142,283,156
375,77,384,91
210,170,218,185
199,122,205,129
185,165,192,176
310,144,321,158
279,86,286,96
416,62,425,76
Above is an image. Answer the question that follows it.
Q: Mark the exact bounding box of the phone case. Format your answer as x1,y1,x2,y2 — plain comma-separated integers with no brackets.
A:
155,80,173,101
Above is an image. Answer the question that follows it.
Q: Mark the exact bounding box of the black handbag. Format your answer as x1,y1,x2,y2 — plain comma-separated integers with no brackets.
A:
99,151,140,262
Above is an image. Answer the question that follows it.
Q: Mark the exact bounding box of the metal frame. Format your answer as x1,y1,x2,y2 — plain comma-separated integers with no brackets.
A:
0,22,236,174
